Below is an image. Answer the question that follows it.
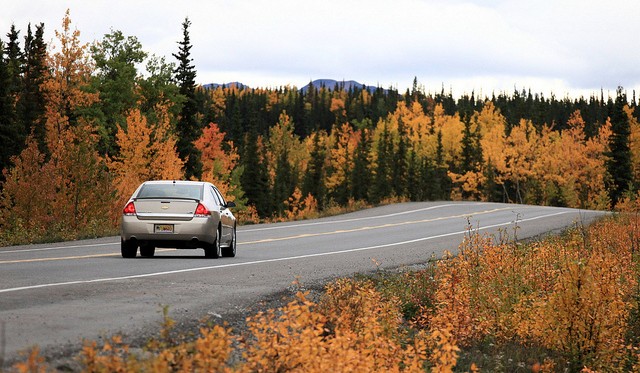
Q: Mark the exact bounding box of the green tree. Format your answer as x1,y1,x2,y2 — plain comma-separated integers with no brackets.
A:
240,129,271,218
0,26,28,178
302,130,327,208
392,117,408,197
6,25,23,102
370,121,392,203
273,148,293,216
173,17,202,179
606,87,633,205
431,130,451,200
91,29,147,155
139,55,181,121
17,23,47,153
461,115,483,173
0,37,19,177
407,149,422,200
351,125,372,202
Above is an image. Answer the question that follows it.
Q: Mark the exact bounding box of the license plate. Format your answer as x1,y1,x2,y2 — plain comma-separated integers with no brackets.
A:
154,224,174,233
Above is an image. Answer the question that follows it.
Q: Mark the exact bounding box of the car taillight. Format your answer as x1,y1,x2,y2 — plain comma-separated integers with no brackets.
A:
194,203,211,217
123,202,136,215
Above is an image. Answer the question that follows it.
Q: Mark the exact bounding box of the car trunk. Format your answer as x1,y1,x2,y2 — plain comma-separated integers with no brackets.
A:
133,199,198,221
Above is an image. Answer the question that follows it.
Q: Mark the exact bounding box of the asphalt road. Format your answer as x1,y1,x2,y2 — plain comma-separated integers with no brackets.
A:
0,201,607,363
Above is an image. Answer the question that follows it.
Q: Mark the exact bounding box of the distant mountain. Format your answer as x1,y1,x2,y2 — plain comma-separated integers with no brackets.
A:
300,79,382,94
202,82,248,90
201,79,385,93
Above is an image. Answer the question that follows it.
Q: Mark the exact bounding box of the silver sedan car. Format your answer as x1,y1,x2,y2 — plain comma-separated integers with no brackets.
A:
120,180,237,258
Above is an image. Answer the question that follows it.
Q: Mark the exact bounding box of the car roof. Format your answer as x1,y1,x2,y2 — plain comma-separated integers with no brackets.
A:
144,180,206,186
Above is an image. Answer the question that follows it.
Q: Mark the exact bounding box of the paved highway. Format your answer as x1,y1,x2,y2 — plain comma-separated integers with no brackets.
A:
0,202,606,362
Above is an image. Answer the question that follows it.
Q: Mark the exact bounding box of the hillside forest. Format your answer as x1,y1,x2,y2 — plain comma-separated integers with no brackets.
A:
1,11,640,245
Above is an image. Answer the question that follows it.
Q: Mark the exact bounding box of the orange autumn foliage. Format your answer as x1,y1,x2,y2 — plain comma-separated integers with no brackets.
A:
1,10,114,241
266,111,307,185
430,215,640,371
325,123,358,197
107,105,184,218
0,134,54,237
240,286,427,373
194,122,240,201
284,187,318,220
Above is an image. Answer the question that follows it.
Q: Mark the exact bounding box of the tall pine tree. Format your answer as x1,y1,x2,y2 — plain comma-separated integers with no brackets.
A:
302,130,327,208
173,17,202,179
392,117,408,197
606,87,633,205
351,126,372,202
17,23,47,154
240,127,271,217
0,27,26,178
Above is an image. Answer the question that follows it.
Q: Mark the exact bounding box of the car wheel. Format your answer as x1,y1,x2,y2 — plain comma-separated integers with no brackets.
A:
140,244,155,258
121,239,137,258
223,225,237,257
204,228,222,258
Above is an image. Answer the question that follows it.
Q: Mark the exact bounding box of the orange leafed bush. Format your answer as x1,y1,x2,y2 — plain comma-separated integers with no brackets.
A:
240,287,427,372
429,216,640,371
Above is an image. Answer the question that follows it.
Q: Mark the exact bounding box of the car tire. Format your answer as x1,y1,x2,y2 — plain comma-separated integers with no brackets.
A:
140,244,155,258
223,226,237,257
121,239,137,258
204,228,222,258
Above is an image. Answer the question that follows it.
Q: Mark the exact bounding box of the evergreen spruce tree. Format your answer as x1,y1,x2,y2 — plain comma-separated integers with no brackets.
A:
17,23,47,153
6,25,23,102
483,158,501,202
606,87,633,205
240,129,271,218
422,157,437,200
407,149,421,200
432,130,451,200
370,122,392,203
302,131,326,208
460,116,482,173
273,148,293,216
351,126,372,202
0,37,22,177
392,117,408,197
173,17,202,179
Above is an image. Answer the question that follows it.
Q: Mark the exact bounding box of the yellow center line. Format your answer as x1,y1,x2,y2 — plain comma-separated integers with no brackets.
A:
2,207,511,264
240,207,510,245
0,249,176,264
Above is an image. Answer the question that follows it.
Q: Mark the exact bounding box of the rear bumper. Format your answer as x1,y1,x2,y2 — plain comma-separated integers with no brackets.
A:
121,215,216,247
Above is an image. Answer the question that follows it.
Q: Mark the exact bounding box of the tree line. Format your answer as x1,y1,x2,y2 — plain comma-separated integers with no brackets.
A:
0,11,639,244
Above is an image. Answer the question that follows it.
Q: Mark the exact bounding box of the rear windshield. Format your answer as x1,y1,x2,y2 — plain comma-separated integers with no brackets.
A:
137,184,202,200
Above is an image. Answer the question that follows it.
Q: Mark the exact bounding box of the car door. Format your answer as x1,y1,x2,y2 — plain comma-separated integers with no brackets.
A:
213,187,234,243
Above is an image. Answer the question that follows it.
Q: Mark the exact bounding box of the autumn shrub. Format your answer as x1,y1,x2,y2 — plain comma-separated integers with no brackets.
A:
240,287,427,373
425,215,640,371
319,278,403,341
12,347,47,373
283,188,319,221
357,264,437,327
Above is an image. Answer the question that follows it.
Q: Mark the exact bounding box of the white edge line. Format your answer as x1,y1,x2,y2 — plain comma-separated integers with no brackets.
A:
0,242,117,254
0,203,490,254
0,211,570,294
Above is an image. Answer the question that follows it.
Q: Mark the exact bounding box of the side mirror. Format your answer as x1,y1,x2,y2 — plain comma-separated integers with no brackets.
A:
225,201,236,208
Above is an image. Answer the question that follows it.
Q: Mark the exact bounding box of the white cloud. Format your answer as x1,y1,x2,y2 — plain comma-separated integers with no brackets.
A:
3,0,640,97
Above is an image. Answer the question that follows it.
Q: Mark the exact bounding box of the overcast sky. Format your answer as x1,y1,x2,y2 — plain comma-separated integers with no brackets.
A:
4,0,640,99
